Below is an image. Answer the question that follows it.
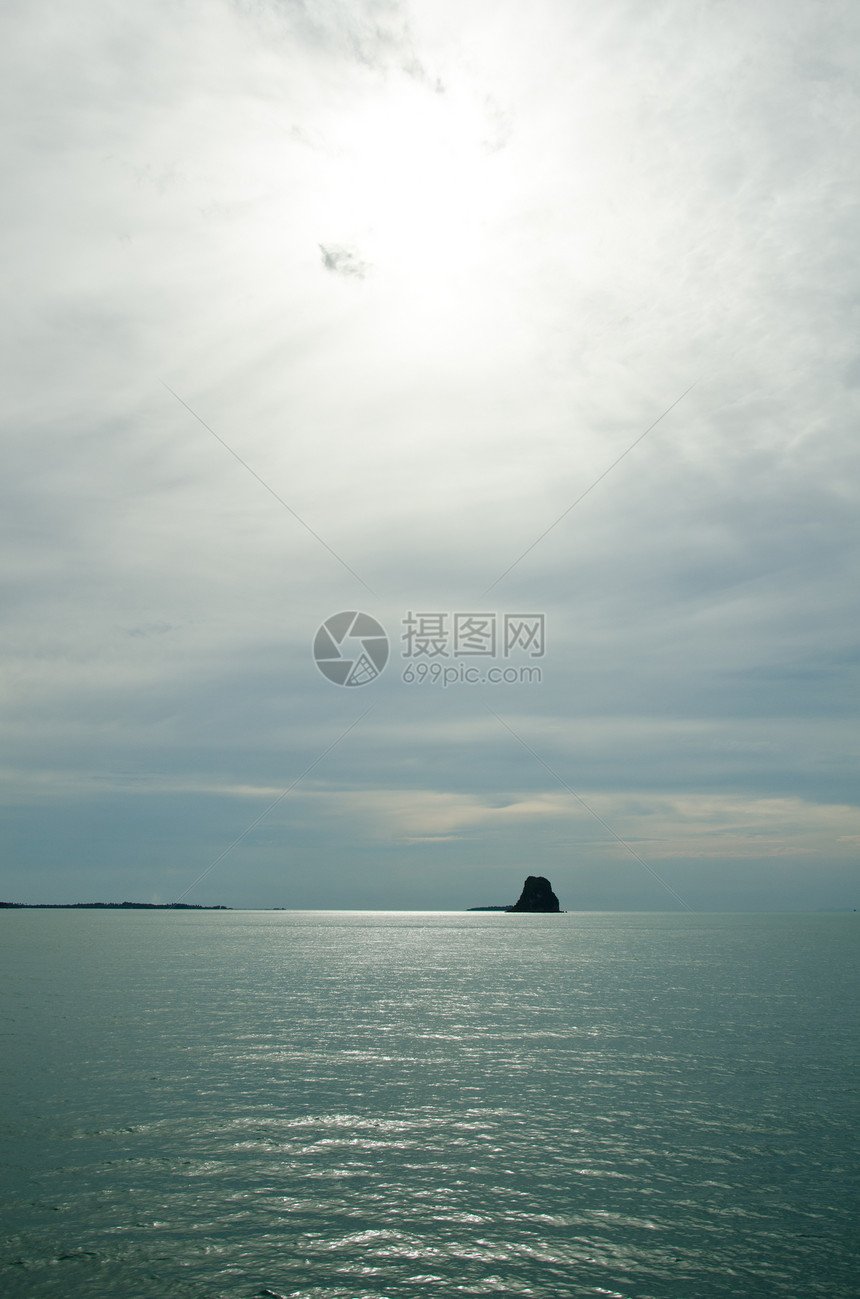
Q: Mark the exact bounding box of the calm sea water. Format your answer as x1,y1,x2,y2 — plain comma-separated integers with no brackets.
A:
0,910,856,1299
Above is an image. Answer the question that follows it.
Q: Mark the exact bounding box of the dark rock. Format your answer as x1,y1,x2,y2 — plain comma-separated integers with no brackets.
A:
506,875,560,913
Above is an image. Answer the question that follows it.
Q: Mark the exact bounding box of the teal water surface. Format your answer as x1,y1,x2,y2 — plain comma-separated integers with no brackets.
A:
0,910,857,1298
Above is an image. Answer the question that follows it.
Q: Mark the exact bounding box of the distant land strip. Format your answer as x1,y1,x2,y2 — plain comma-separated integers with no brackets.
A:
0,901,232,910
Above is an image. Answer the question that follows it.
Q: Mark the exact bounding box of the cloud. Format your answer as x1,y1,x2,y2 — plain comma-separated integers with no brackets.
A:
242,0,421,72
1,0,858,907
319,242,371,278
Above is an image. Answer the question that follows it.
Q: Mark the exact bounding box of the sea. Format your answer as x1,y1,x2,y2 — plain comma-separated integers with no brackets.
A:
0,910,856,1299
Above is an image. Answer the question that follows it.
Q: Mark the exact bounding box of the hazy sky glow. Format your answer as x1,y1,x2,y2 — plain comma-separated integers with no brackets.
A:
2,0,858,909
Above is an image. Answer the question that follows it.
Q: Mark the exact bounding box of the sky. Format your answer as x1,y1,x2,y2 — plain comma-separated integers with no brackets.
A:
2,0,858,910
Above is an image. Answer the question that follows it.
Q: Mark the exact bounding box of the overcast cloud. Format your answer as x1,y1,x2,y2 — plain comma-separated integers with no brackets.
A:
2,0,858,909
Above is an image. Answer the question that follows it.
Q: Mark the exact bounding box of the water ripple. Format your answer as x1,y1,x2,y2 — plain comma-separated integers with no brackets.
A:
1,911,857,1299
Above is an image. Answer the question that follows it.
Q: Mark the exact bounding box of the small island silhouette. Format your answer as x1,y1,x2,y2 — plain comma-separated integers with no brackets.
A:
469,875,561,913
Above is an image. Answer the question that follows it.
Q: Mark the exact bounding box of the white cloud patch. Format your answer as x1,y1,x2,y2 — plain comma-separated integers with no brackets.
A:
282,787,860,866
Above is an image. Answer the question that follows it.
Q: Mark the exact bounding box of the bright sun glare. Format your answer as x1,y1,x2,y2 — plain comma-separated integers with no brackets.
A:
320,81,504,286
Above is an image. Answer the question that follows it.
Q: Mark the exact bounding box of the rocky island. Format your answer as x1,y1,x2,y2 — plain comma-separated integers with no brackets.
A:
469,875,561,913
507,874,561,912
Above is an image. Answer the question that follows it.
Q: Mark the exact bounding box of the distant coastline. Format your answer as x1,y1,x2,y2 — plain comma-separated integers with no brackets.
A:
0,901,231,910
